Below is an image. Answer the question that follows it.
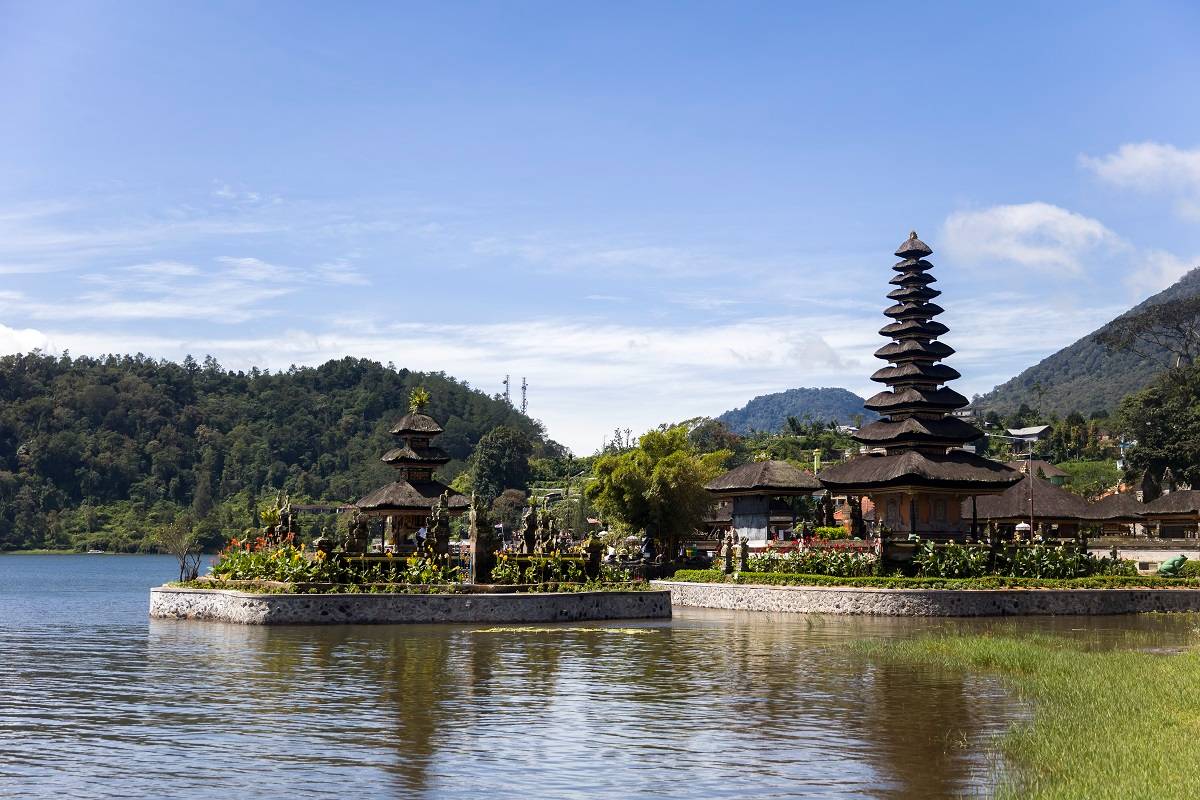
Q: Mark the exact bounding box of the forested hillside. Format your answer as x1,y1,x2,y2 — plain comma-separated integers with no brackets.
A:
0,353,547,551
718,387,876,434
978,267,1200,416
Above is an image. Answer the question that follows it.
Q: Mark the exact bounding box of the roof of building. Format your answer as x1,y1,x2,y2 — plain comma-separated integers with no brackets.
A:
964,474,1091,521
703,497,803,525
389,412,444,435
855,416,984,448
706,460,822,495
1143,490,1200,516
1005,459,1069,479
381,445,451,466
819,450,1021,493
1006,425,1051,439
1082,493,1146,521
355,480,469,512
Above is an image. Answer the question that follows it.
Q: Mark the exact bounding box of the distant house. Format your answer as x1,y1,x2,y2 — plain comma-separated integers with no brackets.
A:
1005,459,1068,487
1006,425,1051,444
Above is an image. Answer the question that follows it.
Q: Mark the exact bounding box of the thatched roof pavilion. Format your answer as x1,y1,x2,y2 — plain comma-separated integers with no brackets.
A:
818,232,1020,541
355,408,468,548
1141,490,1200,537
706,460,821,542
1083,493,1145,522
964,474,1090,535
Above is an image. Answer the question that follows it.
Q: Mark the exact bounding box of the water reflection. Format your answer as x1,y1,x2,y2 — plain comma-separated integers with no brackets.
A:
3,556,1200,799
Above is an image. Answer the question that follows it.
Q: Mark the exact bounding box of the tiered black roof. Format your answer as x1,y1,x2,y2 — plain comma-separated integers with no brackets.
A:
355,409,466,513
819,232,1021,493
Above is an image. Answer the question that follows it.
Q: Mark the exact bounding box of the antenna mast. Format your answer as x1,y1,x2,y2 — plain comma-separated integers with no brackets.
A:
502,375,511,406
520,377,528,414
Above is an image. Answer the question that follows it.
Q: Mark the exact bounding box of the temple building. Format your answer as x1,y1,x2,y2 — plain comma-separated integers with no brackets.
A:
705,460,822,543
965,473,1091,538
818,232,1021,544
355,405,469,549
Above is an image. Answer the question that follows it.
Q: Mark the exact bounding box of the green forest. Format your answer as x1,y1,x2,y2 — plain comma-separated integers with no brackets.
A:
0,353,550,552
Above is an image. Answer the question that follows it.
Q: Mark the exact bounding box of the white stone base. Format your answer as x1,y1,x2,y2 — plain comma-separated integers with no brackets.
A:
652,580,1200,616
150,587,671,625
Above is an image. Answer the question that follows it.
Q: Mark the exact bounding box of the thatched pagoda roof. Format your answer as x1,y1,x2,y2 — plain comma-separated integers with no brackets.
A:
355,480,469,513
706,460,822,496
1143,490,1200,517
1082,493,1145,521
855,416,984,448
381,445,451,466
819,450,1019,493
389,412,444,435
963,475,1090,522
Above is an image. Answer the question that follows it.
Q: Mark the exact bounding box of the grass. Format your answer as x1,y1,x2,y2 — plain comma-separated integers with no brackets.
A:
668,569,1200,590
856,634,1200,799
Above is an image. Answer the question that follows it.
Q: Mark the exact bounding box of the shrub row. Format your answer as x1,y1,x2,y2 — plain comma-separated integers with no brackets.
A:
667,569,1200,590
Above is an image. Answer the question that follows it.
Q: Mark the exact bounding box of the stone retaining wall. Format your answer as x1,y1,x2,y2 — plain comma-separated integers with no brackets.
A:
652,580,1200,616
150,587,671,625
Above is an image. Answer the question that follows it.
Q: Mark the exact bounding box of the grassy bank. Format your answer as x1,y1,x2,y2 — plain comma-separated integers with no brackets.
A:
857,634,1200,799
668,569,1200,590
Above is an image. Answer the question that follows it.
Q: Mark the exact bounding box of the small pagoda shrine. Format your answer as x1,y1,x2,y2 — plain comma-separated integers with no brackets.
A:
354,390,469,552
706,460,822,543
818,232,1020,547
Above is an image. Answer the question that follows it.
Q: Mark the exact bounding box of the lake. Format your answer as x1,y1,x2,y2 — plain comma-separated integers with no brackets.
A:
2,554,1196,799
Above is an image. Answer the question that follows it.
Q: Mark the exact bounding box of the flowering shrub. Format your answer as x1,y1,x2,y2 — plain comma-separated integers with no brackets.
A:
810,526,852,541
210,536,460,585
746,548,877,577
489,551,586,585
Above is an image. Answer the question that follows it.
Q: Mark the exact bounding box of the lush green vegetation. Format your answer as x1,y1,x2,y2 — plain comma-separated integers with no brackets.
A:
745,548,877,577
211,537,462,584
586,424,730,555
979,266,1200,416
1057,459,1122,497
669,569,1200,589
1119,363,1200,487
0,353,550,552
857,634,1200,799
717,387,875,434
911,539,1136,579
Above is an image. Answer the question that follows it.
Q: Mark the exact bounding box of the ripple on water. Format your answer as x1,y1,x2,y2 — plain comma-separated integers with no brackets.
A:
4,555,1198,799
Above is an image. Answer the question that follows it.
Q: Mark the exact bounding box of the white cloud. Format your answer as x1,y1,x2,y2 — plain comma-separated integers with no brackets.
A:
1081,142,1200,192
0,321,54,355
1081,142,1200,220
1128,249,1197,294
315,259,370,286
941,202,1116,272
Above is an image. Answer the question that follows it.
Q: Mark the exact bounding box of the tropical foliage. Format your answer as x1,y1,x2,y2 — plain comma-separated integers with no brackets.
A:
911,538,1135,579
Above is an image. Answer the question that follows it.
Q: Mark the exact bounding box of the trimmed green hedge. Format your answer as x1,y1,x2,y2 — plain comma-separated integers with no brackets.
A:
667,569,1200,591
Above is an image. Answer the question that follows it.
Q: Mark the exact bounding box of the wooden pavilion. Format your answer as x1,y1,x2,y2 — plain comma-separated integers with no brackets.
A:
965,474,1091,538
817,232,1021,555
1141,490,1200,538
354,409,468,551
705,460,822,543
1082,492,1146,537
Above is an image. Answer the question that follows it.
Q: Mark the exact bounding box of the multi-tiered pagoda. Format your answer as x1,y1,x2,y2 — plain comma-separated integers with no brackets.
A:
819,232,1019,539
355,406,468,549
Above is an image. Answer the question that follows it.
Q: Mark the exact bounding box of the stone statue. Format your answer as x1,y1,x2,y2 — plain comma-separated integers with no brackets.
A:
737,536,750,573
468,493,499,584
430,491,452,557
345,512,369,553
520,504,537,555
722,530,735,574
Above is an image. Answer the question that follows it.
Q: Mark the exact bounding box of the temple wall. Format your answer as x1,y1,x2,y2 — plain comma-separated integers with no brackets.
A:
654,580,1200,616
150,587,671,625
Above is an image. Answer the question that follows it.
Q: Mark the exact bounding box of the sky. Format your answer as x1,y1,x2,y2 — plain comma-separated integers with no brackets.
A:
1,1,1199,453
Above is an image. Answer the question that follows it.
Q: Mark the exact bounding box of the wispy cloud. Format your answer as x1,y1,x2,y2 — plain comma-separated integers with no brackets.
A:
941,202,1116,273
1080,142,1200,219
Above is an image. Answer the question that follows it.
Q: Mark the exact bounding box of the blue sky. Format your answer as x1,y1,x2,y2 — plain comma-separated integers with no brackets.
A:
2,1,1199,452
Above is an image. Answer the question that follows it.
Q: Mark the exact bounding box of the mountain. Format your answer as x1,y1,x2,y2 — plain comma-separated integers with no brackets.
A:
0,353,548,551
978,267,1200,416
718,387,876,434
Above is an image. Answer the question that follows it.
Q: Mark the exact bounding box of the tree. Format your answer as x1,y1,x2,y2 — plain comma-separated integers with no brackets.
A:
468,426,534,504
1095,294,1200,367
1118,364,1200,487
156,514,202,581
585,425,730,559
490,489,528,533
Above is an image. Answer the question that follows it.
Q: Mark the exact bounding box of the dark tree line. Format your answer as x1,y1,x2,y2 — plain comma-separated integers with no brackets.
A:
0,352,547,551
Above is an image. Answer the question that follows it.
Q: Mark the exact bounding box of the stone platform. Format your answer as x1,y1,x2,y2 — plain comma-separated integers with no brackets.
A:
652,580,1200,616
150,586,671,625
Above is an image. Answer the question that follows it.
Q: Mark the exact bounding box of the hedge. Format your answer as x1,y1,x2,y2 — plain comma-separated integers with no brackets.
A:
666,570,1200,591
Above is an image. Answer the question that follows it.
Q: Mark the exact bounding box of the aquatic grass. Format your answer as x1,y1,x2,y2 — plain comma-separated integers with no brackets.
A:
857,633,1200,799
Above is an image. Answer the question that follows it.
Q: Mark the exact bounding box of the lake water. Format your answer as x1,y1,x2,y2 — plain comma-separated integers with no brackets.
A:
2,555,1197,799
